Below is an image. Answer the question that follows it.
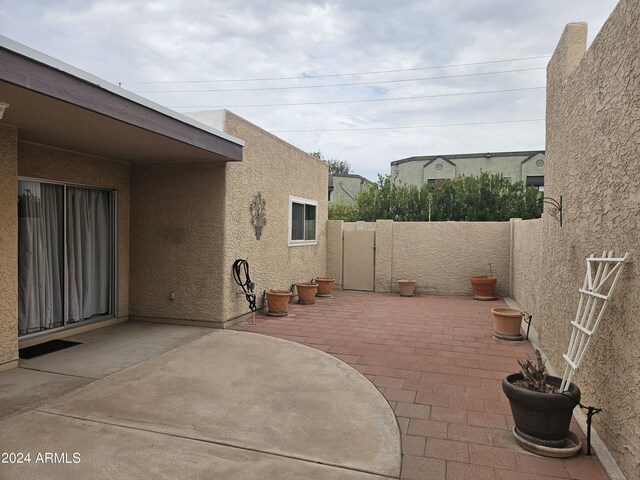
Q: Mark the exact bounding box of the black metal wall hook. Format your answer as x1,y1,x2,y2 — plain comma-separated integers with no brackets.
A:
578,403,603,455
521,312,533,340
529,195,563,226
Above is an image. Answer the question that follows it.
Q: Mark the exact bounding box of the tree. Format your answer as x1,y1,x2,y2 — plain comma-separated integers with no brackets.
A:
326,159,351,175
310,150,351,175
328,201,359,221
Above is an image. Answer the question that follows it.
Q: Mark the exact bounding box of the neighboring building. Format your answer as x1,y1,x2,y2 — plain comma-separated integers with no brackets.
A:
328,173,373,203
0,36,327,372
390,150,545,190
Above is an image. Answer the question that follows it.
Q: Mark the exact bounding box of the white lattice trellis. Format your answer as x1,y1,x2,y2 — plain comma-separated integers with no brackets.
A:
560,251,630,392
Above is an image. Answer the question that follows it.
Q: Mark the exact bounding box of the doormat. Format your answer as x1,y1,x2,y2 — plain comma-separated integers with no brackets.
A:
19,339,82,359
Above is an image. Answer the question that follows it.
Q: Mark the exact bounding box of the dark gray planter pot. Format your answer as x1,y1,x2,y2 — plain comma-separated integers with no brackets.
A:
502,373,581,447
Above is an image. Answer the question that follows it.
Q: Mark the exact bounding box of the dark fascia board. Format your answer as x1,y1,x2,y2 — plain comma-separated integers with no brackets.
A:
423,157,456,168
0,35,244,161
391,150,545,166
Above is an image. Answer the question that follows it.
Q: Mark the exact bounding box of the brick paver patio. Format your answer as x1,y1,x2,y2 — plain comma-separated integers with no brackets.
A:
234,290,610,480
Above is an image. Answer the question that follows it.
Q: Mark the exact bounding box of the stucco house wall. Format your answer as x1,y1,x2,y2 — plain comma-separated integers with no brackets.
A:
421,158,456,184
542,3,640,477
188,110,329,324
129,163,227,326
330,174,372,204
391,158,426,186
0,36,250,369
520,153,546,187
391,151,545,187
0,125,18,370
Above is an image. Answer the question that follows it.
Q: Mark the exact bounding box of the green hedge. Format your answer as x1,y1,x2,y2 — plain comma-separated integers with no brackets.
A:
329,172,543,222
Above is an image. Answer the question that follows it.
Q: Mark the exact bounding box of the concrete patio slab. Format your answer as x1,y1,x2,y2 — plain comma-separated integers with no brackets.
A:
1,329,400,478
0,410,390,480
19,321,215,379
0,368,91,419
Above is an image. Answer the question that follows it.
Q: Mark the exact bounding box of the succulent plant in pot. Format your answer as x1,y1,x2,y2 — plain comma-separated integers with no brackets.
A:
502,350,582,456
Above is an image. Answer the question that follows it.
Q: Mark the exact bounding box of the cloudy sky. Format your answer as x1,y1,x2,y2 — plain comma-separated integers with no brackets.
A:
0,0,619,179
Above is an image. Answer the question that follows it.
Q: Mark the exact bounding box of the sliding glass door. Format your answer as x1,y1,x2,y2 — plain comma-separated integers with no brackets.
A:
18,179,116,336
18,181,64,334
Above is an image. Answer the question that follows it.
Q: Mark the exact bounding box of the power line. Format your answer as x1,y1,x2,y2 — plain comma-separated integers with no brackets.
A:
270,118,545,133
133,66,545,93
120,55,550,84
169,86,545,108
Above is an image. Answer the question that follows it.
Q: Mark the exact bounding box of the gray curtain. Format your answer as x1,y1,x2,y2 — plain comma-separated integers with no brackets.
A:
67,187,111,323
18,181,64,334
18,183,112,334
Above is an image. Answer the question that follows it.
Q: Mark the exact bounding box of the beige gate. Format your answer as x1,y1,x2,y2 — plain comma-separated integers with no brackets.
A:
343,229,375,291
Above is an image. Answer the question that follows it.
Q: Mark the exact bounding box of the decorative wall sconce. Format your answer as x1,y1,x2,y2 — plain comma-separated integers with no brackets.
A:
250,192,267,240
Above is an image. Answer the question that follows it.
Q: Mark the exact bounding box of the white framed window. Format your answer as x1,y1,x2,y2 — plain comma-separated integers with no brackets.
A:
288,195,317,246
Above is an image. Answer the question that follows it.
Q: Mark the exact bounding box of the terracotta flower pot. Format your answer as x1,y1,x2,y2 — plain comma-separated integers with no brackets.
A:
265,290,292,316
492,308,523,341
296,283,318,305
398,280,416,297
470,276,497,300
315,277,335,297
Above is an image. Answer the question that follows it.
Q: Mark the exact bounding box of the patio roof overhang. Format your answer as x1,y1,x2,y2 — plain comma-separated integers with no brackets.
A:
0,36,244,164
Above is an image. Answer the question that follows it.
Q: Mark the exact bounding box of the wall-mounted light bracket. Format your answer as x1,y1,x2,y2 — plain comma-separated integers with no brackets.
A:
530,195,563,226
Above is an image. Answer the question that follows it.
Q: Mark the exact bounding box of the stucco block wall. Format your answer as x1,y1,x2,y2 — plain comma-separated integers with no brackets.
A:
17,142,131,320
334,220,511,296
543,3,640,477
0,125,18,369
511,218,543,324
374,220,394,293
389,222,510,296
129,163,226,326
326,220,343,289
215,111,328,322
343,222,376,232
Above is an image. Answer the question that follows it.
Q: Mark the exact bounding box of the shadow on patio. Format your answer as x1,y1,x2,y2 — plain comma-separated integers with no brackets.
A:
234,290,610,480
